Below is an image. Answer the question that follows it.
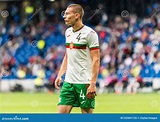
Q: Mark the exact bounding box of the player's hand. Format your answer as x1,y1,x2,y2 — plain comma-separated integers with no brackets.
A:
87,84,97,99
55,76,62,90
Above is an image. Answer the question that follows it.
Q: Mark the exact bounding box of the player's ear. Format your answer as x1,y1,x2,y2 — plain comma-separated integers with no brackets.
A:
75,13,80,19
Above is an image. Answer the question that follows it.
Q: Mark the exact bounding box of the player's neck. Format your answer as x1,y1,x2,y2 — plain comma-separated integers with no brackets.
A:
72,21,84,32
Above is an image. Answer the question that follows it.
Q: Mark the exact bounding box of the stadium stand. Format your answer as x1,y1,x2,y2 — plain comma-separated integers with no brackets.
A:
0,0,160,92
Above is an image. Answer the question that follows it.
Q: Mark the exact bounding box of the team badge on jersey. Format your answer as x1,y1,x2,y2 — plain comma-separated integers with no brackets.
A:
69,41,73,49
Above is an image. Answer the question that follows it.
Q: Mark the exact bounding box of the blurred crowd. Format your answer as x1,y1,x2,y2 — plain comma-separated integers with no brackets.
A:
0,1,160,93
97,14,160,94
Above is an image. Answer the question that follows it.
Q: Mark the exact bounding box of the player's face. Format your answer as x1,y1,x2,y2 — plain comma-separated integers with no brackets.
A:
63,7,79,26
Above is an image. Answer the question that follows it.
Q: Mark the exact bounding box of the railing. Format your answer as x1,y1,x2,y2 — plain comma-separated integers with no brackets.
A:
0,78,160,92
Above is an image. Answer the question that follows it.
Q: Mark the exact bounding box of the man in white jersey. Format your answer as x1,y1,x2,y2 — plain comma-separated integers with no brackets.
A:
55,4,100,113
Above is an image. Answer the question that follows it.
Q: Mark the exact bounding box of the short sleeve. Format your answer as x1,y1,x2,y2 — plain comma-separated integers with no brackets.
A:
87,31,99,50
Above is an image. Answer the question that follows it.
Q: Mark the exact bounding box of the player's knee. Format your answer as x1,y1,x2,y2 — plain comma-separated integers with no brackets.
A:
81,108,93,113
58,105,72,113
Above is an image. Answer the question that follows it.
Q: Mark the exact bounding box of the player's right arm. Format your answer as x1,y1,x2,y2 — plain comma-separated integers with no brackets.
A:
55,53,67,90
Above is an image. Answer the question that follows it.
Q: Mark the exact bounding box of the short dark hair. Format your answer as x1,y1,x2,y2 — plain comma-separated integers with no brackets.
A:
67,4,84,19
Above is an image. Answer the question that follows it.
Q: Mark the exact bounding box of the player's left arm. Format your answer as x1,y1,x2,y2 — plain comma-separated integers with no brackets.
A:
86,31,100,98
87,49,100,99
90,49,100,86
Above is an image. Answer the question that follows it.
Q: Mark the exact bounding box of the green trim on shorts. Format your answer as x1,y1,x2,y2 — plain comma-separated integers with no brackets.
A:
58,82,95,109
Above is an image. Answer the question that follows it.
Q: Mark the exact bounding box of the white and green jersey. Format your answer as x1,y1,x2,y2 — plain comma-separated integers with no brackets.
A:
64,25,99,84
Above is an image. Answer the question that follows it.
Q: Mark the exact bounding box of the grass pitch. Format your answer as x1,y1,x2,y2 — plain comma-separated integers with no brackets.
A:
0,92,160,113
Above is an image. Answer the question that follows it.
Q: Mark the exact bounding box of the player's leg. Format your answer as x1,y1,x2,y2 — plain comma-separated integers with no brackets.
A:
57,82,75,113
58,105,73,113
81,108,93,113
98,79,107,94
114,82,123,94
133,82,140,94
126,83,132,94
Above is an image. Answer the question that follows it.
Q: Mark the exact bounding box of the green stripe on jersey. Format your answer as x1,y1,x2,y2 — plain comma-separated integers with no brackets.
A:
90,46,99,50
66,43,87,47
